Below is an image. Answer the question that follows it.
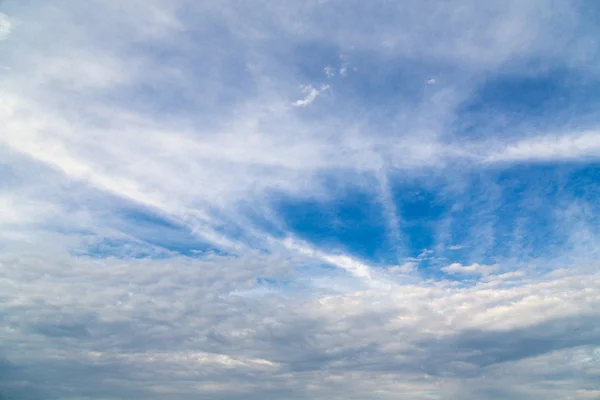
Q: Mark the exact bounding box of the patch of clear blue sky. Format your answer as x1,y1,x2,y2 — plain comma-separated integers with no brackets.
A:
272,187,392,263
390,178,450,258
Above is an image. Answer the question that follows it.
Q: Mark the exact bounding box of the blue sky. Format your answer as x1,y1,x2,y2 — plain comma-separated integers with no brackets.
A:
1,1,600,399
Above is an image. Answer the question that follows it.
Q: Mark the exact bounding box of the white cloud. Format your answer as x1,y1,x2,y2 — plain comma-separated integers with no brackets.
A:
0,13,11,41
294,85,319,106
294,84,330,106
387,262,417,274
418,249,435,258
282,237,389,287
484,131,600,163
481,270,525,282
575,390,600,399
441,262,498,276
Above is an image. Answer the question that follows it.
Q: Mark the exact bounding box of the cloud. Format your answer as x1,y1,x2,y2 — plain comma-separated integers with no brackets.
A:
293,84,330,107
324,66,336,77
1,240,600,399
387,262,417,274
442,263,498,276
575,390,600,399
484,131,600,163
0,13,11,41
293,85,320,106
282,237,387,287
1,0,600,398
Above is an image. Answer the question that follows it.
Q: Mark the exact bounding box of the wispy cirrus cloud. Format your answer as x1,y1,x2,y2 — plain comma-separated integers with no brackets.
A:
483,131,600,163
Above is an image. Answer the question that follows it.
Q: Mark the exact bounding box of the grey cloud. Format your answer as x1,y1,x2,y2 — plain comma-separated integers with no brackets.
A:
2,243,599,399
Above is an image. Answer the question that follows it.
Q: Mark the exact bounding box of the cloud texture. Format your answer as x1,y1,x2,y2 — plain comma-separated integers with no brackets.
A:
1,0,600,398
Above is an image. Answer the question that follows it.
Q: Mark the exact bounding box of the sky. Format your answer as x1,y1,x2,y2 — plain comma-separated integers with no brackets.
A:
1,1,600,399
